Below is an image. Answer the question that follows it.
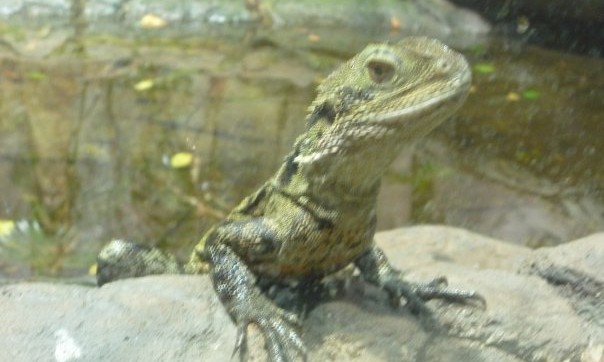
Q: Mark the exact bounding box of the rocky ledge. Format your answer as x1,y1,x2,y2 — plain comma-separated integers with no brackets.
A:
1,226,602,361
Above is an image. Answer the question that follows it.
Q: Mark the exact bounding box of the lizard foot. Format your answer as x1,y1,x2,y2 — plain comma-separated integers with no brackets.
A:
233,300,307,362
384,275,485,314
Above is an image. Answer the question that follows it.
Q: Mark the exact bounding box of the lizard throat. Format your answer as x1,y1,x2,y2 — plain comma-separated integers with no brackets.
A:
361,86,469,125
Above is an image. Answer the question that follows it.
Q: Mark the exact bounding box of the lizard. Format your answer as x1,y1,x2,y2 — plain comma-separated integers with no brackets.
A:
97,36,482,361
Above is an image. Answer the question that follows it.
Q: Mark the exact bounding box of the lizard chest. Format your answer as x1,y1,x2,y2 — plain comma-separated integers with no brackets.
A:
257,195,378,279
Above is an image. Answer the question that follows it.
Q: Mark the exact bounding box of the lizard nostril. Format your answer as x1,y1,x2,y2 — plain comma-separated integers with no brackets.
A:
436,58,451,73
367,60,395,84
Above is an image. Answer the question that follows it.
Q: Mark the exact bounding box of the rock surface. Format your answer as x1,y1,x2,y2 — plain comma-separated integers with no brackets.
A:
1,226,602,362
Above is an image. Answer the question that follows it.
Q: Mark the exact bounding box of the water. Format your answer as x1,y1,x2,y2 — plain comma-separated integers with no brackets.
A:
0,1,602,279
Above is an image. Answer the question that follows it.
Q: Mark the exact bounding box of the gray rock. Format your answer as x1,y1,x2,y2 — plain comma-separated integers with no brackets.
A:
1,226,602,361
0,275,237,362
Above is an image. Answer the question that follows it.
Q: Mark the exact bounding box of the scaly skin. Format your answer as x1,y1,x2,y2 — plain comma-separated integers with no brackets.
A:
97,37,481,362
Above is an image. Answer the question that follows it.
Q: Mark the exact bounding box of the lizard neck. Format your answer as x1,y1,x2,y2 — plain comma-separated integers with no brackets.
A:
272,151,383,211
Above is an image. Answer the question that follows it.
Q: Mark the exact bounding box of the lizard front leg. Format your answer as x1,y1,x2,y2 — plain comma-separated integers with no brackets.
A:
200,222,307,362
355,243,485,314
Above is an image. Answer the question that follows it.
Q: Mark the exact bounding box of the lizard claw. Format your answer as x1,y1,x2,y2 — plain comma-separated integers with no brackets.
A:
384,275,486,314
356,246,485,315
233,325,248,361
413,276,486,308
234,304,307,362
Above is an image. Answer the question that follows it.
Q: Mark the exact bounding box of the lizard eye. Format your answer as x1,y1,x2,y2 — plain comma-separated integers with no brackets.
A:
367,60,395,84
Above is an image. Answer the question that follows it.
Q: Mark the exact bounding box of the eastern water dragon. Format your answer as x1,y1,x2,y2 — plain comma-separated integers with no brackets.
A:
97,36,482,361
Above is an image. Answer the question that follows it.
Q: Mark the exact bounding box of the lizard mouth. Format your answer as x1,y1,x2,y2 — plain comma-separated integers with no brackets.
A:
358,62,472,127
376,87,468,124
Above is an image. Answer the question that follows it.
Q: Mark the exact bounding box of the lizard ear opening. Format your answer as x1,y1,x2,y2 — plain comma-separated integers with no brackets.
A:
367,60,395,84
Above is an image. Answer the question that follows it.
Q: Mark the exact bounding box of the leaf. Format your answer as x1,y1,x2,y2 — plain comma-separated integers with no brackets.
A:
27,71,47,80
522,89,541,100
473,63,496,74
506,92,520,101
170,152,193,168
140,14,167,29
0,219,15,238
134,79,154,91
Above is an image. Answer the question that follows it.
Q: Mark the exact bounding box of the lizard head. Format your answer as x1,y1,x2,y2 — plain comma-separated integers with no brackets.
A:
285,37,471,195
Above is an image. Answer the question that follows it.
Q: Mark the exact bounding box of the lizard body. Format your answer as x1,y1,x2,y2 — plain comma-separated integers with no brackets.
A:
97,37,480,361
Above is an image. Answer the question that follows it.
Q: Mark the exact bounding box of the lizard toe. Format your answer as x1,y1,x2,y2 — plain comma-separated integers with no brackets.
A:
383,275,485,314
235,305,307,362
257,311,307,362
